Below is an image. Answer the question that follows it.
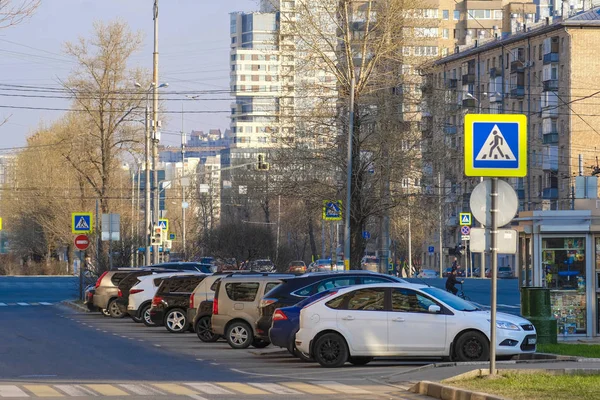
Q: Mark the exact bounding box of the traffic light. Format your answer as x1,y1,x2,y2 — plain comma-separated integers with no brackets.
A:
257,154,270,171
151,226,164,245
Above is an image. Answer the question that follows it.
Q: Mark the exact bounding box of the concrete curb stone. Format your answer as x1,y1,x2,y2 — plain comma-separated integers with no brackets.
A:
410,380,505,400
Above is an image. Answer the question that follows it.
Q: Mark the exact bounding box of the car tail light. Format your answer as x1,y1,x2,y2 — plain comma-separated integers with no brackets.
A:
273,309,288,321
151,296,163,307
189,293,195,309
129,289,144,295
95,271,108,288
212,298,218,315
117,289,123,297
260,298,277,308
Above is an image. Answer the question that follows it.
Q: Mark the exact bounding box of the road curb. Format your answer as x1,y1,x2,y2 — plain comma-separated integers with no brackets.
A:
61,300,90,313
410,380,505,400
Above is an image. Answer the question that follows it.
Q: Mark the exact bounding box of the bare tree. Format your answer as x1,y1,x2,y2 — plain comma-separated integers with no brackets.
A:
60,20,145,214
0,0,40,29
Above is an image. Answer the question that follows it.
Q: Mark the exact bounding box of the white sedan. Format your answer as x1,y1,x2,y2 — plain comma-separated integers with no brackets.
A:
295,283,536,367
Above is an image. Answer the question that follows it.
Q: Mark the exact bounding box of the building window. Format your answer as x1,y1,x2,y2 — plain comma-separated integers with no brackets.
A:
453,10,460,20
442,29,449,39
443,10,449,19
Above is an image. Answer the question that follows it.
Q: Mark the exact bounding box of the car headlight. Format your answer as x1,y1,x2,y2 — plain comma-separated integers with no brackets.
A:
492,320,520,330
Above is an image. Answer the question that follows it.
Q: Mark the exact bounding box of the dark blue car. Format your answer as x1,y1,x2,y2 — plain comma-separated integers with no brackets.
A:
269,289,341,361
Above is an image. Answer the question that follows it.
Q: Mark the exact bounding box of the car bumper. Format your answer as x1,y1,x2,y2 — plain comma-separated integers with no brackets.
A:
295,328,314,355
149,309,165,326
255,316,272,341
187,308,197,327
211,315,227,336
269,321,294,349
116,298,128,313
496,329,537,355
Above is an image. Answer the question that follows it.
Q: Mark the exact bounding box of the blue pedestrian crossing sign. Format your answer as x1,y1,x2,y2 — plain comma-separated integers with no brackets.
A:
464,114,527,177
72,212,93,234
428,246,434,254
158,219,169,232
459,212,472,226
323,200,342,221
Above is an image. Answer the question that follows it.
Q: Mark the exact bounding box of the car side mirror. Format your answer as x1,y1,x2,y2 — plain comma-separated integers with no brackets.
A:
428,305,441,314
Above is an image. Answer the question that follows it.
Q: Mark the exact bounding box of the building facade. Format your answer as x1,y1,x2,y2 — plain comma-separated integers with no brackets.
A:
423,9,600,264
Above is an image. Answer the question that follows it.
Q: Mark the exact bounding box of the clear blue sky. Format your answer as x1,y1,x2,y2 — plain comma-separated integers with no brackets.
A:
0,0,257,150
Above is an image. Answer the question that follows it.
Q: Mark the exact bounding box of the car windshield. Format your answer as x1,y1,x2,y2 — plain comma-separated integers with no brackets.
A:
421,287,480,311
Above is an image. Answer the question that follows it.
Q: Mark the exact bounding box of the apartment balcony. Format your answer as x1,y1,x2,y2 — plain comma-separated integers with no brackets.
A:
543,52,559,64
542,187,558,199
510,60,525,73
462,73,475,85
543,79,559,91
510,86,525,98
447,78,458,89
489,67,499,78
444,126,457,135
541,106,558,119
516,189,525,199
543,132,559,144
489,93,503,103
542,157,559,171
462,98,477,108
447,216,458,227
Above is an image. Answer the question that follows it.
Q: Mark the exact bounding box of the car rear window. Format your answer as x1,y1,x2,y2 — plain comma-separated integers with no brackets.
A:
210,278,221,292
119,271,153,290
225,282,259,302
158,276,204,294
264,282,280,294
110,272,131,286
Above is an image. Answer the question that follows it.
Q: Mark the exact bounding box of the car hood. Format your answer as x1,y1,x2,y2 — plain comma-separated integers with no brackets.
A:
467,310,533,326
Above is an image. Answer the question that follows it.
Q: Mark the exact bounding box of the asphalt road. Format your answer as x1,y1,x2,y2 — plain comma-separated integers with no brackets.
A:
0,276,79,303
0,298,429,399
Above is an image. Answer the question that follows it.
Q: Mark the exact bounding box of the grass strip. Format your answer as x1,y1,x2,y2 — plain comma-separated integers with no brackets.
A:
448,372,600,400
537,343,600,358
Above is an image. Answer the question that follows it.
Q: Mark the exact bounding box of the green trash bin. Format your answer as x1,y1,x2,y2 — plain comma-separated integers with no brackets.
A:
520,287,557,344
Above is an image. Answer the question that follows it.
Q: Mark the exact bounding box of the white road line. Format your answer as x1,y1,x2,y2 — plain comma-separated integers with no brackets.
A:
312,381,370,394
119,384,164,395
184,383,233,395
54,384,98,396
17,302,30,306
210,362,219,365
0,303,6,307
154,344,161,347
248,383,301,394
0,385,30,397
40,302,53,306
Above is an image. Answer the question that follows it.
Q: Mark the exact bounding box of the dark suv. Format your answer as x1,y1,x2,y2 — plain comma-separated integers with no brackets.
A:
255,271,405,341
150,275,207,333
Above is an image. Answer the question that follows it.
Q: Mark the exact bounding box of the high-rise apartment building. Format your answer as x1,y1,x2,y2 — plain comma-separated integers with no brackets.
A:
423,9,600,257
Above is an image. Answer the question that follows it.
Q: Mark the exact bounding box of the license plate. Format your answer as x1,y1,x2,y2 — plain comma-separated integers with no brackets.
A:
528,338,537,345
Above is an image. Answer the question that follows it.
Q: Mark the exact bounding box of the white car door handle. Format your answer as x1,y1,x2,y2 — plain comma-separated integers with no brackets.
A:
341,316,355,321
392,317,405,322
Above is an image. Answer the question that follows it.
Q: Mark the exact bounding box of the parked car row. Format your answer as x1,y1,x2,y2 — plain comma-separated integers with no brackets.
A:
86,265,536,368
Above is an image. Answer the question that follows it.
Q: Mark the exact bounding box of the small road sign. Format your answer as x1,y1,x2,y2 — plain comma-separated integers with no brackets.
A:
74,234,90,251
169,233,176,240
428,246,434,254
158,218,169,232
323,200,342,221
362,231,371,240
461,235,471,241
464,114,527,177
72,213,93,234
459,212,472,226
460,226,471,235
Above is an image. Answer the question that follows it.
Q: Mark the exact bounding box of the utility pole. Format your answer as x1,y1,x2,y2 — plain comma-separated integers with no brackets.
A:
152,0,160,264
438,172,443,276
181,104,186,260
344,77,355,270
408,205,412,277
131,169,135,267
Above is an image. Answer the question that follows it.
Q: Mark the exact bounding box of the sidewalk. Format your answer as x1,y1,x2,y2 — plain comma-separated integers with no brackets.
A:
382,358,600,386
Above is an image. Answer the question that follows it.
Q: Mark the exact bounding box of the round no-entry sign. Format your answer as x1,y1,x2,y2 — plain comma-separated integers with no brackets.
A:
74,234,90,251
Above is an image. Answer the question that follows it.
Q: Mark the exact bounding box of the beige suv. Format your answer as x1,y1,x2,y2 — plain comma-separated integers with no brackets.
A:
211,274,291,349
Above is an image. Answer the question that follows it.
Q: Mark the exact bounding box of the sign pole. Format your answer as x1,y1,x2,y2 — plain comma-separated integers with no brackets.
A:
490,177,498,374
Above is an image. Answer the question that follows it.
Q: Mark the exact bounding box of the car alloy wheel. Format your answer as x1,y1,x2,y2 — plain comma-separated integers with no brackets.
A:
455,331,489,362
196,316,219,342
141,305,156,327
108,299,125,319
101,308,110,317
314,332,348,368
165,309,187,333
226,322,253,349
